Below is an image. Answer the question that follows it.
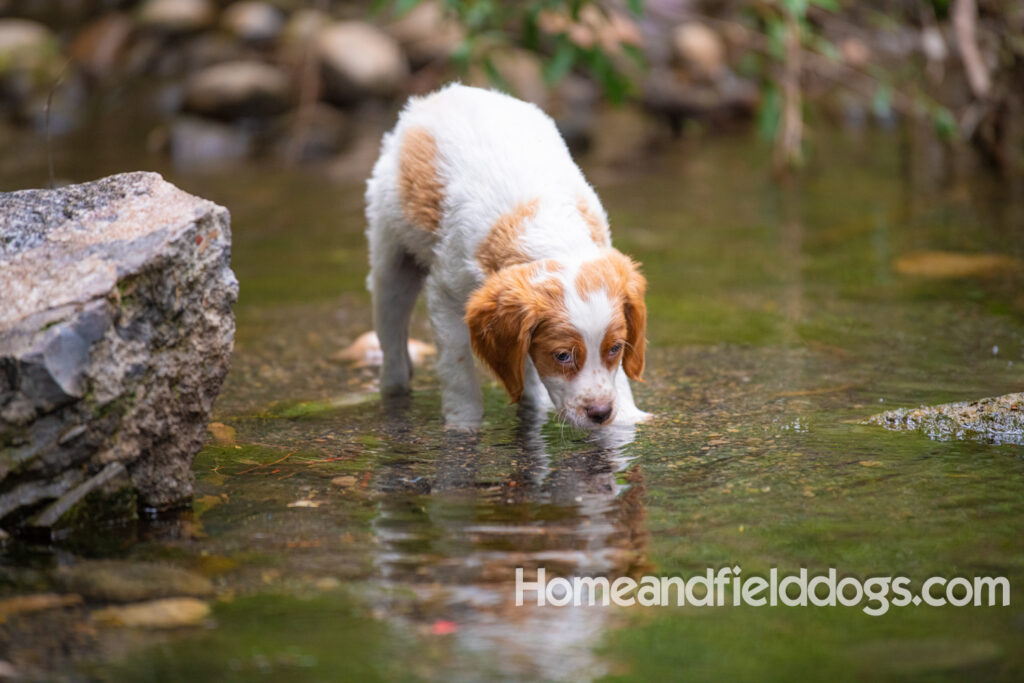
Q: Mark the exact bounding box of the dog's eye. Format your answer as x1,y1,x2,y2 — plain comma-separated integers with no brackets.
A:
553,351,573,364
608,342,623,356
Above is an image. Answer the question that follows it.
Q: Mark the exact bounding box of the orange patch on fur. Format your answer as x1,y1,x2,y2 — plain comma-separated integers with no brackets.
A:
465,260,569,401
578,197,609,246
574,250,648,380
476,199,540,274
399,127,444,232
530,316,585,380
598,316,628,371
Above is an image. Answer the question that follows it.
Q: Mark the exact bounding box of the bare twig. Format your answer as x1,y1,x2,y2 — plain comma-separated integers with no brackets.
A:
952,0,991,99
774,7,803,174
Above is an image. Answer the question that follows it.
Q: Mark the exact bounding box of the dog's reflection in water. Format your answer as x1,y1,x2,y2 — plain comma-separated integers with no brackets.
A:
371,397,649,680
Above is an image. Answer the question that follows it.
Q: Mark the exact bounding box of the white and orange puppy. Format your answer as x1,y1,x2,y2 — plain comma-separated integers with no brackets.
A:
366,84,649,430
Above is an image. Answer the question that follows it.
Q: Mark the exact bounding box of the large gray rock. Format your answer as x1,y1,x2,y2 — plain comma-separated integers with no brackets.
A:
0,172,237,528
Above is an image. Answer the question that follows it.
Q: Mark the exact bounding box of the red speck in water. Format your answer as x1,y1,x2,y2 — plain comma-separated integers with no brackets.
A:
430,620,457,635
195,235,202,244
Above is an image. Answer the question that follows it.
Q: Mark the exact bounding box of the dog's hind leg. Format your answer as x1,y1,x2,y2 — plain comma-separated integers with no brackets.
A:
371,246,426,395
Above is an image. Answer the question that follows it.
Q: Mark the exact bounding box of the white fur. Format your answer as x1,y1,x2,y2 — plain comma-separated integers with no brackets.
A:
365,84,648,430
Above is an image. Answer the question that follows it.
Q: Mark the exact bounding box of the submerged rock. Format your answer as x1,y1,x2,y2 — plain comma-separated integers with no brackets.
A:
92,597,211,628
60,560,213,602
0,172,237,528
168,115,254,168
866,393,1024,444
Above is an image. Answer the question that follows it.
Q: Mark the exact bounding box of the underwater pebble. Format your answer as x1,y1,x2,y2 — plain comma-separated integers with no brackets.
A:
60,560,214,602
0,593,82,620
893,251,1017,278
92,598,210,628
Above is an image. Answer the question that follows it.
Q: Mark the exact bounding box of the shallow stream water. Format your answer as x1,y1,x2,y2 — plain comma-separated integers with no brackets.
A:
2,99,1023,681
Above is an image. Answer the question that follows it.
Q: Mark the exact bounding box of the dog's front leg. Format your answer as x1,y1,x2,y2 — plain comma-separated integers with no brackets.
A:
611,366,651,425
519,358,553,419
427,283,484,430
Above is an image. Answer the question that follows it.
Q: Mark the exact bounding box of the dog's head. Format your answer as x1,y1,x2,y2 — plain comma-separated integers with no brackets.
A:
465,250,646,428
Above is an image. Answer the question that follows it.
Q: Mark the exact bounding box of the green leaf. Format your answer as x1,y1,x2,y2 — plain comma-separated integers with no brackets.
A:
812,35,840,61
482,55,512,94
621,42,647,68
393,0,422,16
809,0,839,10
626,0,644,15
782,0,808,17
543,41,576,85
766,19,786,59
931,106,958,141
872,84,892,118
758,84,782,143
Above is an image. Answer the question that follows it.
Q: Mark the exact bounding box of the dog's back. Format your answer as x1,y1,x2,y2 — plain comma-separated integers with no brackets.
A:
365,84,609,282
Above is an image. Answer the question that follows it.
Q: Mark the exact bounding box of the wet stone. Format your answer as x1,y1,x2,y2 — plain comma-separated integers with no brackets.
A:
0,172,238,526
59,560,214,603
866,392,1024,444
315,21,408,104
91,597,211,628
183,60,292,120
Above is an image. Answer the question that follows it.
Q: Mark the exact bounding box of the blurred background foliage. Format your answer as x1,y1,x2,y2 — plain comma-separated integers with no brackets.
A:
0,0,1021,179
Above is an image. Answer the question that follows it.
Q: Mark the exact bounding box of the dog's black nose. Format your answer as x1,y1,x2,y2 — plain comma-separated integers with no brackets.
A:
585,403,613,425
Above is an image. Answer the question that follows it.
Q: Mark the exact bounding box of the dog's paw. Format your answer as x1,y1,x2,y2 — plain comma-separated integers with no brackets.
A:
612,407,652,426
380,381,412,397
443,405,483,432
444,418,483,432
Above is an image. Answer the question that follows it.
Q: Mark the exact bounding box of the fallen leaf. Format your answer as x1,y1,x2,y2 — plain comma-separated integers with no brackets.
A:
207,422,236,445
331,475,357,488
92,598,210,628
894,251,1017,279
287,499,322,508
332,331,435,367
194,494,222,515
859,460,883,467
431,619,458,635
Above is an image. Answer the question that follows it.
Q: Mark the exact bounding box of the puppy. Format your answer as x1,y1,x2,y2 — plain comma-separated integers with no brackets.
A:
366,84,648,430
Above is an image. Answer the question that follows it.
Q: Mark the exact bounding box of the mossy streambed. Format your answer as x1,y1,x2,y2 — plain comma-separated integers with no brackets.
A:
2,111,1023,681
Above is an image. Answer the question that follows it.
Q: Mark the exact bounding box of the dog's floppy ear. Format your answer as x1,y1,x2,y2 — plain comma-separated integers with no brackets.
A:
465,263,556,402
611,251,647,381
